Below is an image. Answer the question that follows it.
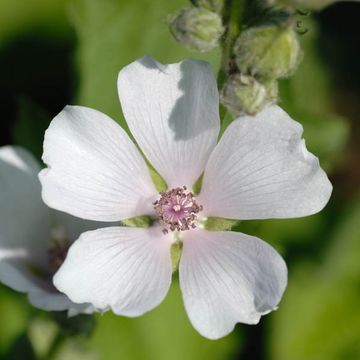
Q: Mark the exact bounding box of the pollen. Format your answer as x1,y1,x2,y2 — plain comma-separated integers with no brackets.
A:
153,186,203,233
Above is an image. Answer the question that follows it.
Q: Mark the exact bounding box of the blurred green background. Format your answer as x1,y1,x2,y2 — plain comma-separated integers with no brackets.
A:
0,0,359,359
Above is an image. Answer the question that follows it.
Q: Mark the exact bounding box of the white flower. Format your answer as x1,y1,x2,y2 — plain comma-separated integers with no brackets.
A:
0,146,102,316
39,56,332,339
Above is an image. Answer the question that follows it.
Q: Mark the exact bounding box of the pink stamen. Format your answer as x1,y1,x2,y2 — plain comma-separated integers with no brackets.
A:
154,186,203,233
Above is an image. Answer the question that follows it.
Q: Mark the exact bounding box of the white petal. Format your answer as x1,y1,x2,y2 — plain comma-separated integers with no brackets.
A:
54,226,173,316
118,56,220,188
179,229,287,339
0,146,51,265
40,106,158,222
0,147,100,314
0,259,95,313
0,260,39,293
199,105,332,220
28,290,95,315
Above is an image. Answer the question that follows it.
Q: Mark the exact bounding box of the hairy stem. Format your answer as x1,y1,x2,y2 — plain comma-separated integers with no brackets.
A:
217,0,244,123
218,0,244,89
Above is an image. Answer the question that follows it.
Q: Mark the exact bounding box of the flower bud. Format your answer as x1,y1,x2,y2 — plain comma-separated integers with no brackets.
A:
220,74,269,116
267,0,343,10
263,80,279,102
193,0,224,14
234,25,302,80
169,7,224,52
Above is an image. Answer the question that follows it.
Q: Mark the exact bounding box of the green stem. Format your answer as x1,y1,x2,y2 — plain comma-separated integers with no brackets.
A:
217,0,244,89
217,0,244,125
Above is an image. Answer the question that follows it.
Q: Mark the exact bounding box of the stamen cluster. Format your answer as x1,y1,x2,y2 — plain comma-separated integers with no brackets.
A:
48,239,71,273
153,186,203,234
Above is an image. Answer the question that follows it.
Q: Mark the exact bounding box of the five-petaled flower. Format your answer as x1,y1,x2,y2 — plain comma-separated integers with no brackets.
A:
0,146,102,315
39,56,332,339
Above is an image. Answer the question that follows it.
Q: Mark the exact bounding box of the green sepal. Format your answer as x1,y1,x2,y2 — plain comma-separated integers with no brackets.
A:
170,240,183,273
234,25,303,81
220,74,269,116
192,0,225,14
192,174,203,195
147,164,167,192
121,216,153,228
204,217,239,231
169,7,224,52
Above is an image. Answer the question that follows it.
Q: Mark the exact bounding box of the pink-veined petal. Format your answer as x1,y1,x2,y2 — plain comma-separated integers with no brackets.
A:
54,226,173,316
179,229,287,339
118,56,220,189
199,105,332,220
40,106,158,222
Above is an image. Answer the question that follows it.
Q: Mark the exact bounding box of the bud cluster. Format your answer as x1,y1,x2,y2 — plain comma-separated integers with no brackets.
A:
169,1,224,52
221,21,302,116
169,0,304,116
221,74,279,116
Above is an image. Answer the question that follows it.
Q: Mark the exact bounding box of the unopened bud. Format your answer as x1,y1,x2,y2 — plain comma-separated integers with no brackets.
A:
267,0,349,10
169,7,224,52
234,25,302,80
221,74,270,116
263,80,279,102
193,0,224,14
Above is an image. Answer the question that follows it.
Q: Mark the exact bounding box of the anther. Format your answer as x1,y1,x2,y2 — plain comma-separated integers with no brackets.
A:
153,186,203,233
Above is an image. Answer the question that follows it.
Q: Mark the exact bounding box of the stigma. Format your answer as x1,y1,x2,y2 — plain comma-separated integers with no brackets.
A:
153,186,203,234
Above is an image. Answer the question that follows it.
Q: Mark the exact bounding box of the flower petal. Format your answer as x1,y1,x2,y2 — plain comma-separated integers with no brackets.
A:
0,260,39,293
28,291,95,315
0,257,95,314
118,56,220,189
179,229,287,339
199,105,332,220
0,146,51,265
40,106,158,222
54,226,173,316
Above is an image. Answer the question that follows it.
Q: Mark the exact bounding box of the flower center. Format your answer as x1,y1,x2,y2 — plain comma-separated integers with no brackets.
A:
48,239,70,273
153,186,203,234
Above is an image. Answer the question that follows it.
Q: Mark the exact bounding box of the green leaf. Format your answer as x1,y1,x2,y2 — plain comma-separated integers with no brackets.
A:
269,197,360,360
4,332,36,360
295,110,349,171
279,19,350,170
89,280,239,360
70,0,220,131
0,286,29,356
0,0,72,45
234,212,325,249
